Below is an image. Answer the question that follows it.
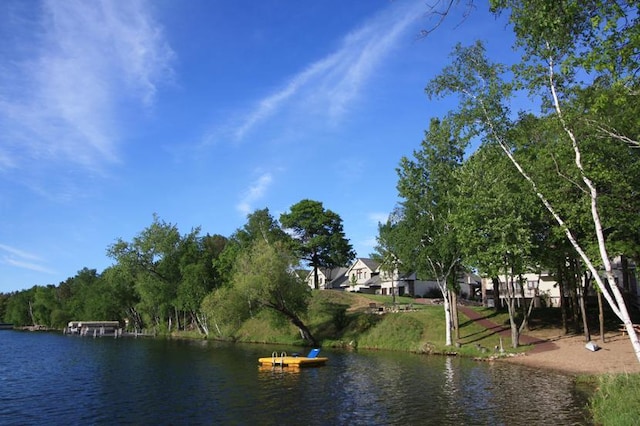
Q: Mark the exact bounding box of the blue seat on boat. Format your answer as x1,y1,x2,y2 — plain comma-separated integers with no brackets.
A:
307,348,321,358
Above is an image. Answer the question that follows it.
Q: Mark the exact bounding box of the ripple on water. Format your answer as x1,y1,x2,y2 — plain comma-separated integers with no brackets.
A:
0,333,591,425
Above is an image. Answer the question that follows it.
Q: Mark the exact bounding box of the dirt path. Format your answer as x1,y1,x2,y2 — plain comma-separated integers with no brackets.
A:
458,305,640,375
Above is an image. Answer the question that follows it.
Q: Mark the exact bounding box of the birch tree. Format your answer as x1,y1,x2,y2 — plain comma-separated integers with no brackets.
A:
494,0,640,360
456,143,546,347
428,40,640,361
392,117,466,346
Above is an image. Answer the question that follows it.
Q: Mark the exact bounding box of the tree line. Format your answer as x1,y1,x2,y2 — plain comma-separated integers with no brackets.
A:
0,202,354,346
1,0,639,360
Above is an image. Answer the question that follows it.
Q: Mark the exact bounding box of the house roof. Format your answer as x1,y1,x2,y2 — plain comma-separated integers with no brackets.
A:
364,274,381,288
329,271,349,288
360,258,379,271
306,266,350,288
346,258,379,275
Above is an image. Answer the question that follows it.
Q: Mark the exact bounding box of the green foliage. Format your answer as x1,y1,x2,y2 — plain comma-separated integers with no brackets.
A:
232,240,310,314
590,373,640,425
456,143,545,277
214,209,288,287
106,215,224,333
379,117,467,299
280,199,355,289
200,286,250,338
2,289,33,326
209,239,318,344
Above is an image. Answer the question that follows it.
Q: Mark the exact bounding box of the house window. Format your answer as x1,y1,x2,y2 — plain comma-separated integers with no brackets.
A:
527,280,537,290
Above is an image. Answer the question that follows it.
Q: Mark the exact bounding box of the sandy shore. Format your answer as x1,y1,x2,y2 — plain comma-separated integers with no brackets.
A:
501,331,640,375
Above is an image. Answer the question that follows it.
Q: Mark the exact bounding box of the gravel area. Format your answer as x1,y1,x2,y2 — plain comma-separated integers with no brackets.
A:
501,331,640,375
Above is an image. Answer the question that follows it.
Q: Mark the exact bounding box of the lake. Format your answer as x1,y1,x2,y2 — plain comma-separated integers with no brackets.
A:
0,331,591,425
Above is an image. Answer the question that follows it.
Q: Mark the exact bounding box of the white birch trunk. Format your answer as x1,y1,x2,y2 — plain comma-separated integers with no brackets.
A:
440,282,453,346
475,54,640,362
546,57,640,362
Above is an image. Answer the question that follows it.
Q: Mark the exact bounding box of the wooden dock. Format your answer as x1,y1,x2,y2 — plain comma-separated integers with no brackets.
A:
65,321,122,337
64,321,155,338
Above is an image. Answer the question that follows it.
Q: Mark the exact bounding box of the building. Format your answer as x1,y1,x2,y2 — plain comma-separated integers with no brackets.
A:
305,257,481,299
480,257,639,309
305,266,349,290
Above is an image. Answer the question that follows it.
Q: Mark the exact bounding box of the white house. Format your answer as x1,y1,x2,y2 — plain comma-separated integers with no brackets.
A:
306,257,479,299
482,273,562,308
480,257,639,309
304,266,349,290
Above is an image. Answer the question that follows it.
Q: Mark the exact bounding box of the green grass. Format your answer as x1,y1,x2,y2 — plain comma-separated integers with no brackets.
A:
169,291,538,358
589,373,640,425
235,291,526,357
224,291,523,358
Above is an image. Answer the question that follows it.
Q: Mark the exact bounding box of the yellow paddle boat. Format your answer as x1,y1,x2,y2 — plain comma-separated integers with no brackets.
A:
258,348,328,368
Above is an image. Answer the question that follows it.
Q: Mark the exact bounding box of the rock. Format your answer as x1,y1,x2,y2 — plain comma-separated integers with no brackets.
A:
585,341,600,352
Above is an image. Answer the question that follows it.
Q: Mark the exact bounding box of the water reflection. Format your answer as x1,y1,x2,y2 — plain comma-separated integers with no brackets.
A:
0,333,590,425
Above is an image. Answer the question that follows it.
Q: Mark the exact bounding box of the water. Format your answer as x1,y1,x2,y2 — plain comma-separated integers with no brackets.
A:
0,331,591,425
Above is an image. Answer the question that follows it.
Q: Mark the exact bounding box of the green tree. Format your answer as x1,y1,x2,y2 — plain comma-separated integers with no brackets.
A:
280,199,355,290
31,285,61,327
2,289,34,326
0,293,7,322
101,265,143,330
429,38,640,359
214,209,289,288
107,215,184,332
371,218,403,306
456,143,546,347
390,117,466,346
232,239,317,345
175,231,221,335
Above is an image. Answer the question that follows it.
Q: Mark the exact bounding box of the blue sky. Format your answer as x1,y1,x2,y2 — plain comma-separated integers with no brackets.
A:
0,0,516,293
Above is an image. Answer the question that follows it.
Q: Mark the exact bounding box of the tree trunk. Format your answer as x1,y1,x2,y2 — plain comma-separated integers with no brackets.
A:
270,304,318,347
557,268,568,334
194,310,209,336
573,261,591,342
518,274,529,332
507,297,520,348
597,286,605,343
313,265,319,290
441,284,452,346
291,317,318,347
28,300,36,326
450,290,460,340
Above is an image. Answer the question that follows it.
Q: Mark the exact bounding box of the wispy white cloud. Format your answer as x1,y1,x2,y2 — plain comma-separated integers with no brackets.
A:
236,172,274,216
206,1,422,146
0,244,56,274
368,212,390,225
0,0,174,173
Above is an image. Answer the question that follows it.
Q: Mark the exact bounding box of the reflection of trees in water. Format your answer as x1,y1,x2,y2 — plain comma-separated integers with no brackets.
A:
485,363,589,422
438,357,586,425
